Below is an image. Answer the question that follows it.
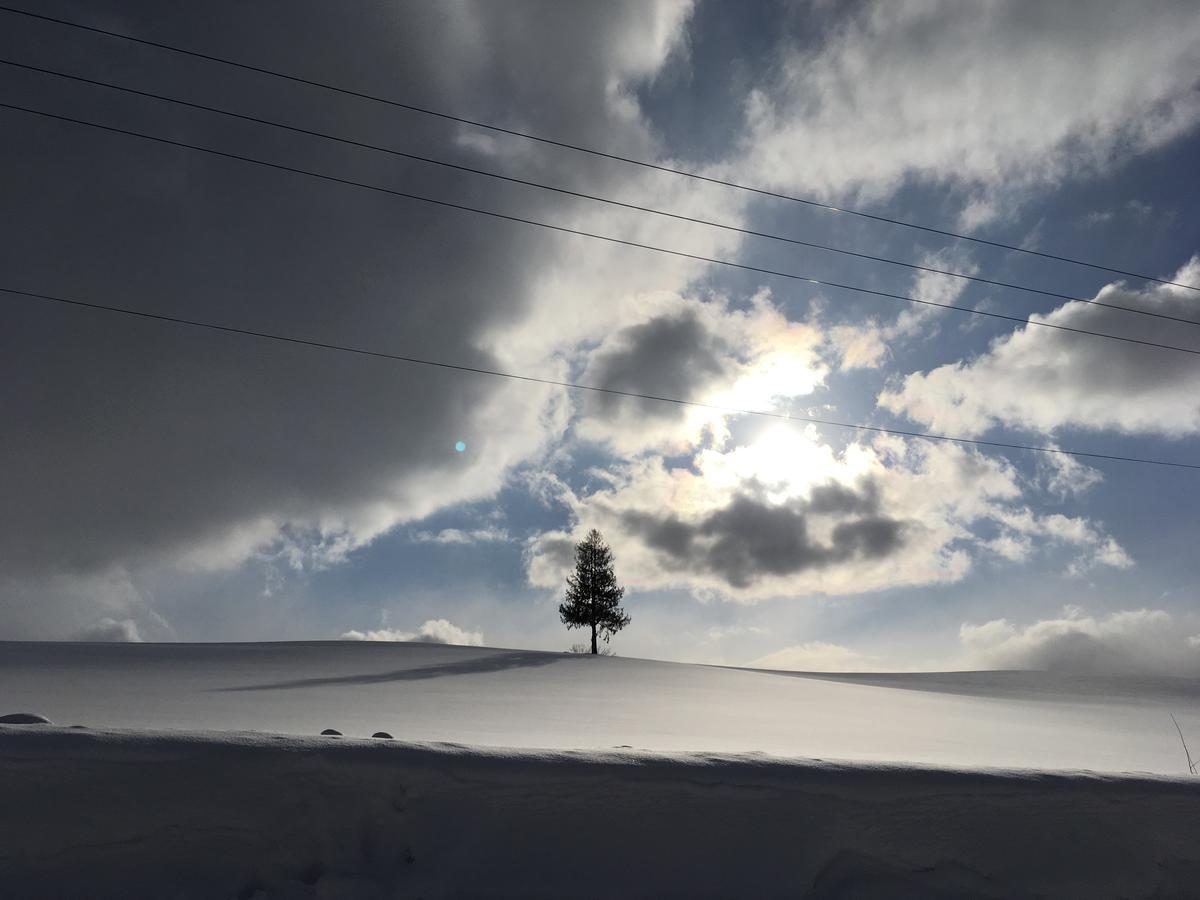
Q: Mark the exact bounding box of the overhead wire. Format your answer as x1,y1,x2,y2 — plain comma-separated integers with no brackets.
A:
3,56,1195,328
1,2,1197,293
4,100,1200,360
4,284,1197,471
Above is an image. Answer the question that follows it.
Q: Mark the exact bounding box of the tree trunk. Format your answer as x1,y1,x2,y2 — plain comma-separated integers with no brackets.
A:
591,623,597,655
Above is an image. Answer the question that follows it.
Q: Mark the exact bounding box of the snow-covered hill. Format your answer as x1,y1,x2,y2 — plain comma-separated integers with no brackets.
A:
4,641,1200,897
3,639,1199,773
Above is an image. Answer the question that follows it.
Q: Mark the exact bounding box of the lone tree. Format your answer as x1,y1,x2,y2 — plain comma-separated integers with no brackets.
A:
559,529,630,654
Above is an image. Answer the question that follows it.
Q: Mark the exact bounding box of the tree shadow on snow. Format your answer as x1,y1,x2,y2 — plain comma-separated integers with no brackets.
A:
214,650,572,692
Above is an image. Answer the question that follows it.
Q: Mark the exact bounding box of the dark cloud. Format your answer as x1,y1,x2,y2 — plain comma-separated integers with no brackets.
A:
622,480,906,589
527,535,577,578
627,511,695,558
0,1,690,632
583,308,732,417
830,517,906,559
806,480,880,515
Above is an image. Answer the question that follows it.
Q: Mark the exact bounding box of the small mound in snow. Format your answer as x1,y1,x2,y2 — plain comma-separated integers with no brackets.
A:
319,728,341,736
372,731,393,739
0,713,51,725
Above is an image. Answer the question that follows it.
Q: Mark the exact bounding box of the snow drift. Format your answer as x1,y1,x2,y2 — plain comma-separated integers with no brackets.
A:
2,724,1199,899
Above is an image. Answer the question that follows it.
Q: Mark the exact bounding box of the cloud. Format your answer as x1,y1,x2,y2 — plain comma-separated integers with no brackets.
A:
0,569,175,641
73,617,143,643
1079,200,1156,229
572,290,827,453
754,607,1200,675
586,307,733,408
527,428,1128,601
879,259,1200,436
749,641,879,673
0,1,699,636
729,0,1200,219
411,527,510,546
622,484,906,589
827,325,889,370
4,0,1190,646
959,607,1200,675
982,509,1134,576
826,248,979,371
695,624,767,643
1038,450,1104,501
339,619,484,646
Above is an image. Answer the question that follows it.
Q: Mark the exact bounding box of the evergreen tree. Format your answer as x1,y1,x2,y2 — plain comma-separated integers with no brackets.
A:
559,529,630,654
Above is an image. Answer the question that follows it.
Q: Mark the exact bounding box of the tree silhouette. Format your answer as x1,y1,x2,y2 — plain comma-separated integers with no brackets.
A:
559,529,630,654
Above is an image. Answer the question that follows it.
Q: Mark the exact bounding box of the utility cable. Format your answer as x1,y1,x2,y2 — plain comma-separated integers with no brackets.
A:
3,284,1197,470
1,3,1196,293
3,56,1194,328
4,100,1200,360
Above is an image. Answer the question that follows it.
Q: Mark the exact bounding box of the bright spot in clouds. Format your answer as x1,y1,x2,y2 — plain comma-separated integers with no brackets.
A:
455,441,466,453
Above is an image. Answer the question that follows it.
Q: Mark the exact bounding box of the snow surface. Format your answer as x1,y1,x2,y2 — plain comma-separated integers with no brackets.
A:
3,640,1200,774
4,641,1200,897
2,724,1199,899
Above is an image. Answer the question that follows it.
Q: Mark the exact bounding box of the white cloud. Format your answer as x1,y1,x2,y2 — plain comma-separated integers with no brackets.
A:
728,0,1200,221
1038,449,1104,501
985,509,1134,576
1066,537,1135,578
73,617,143,643
906,251,980,313
959,607,1200,675
826,249,979,371
698,624,767,643
411,527,510,546
749,641,879,673
340,619,484,646
827,324,889,370
527,428,1127,602
880,259,1200,436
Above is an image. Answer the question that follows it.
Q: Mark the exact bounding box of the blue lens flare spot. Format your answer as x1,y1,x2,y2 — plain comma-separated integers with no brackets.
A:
455,441,467,453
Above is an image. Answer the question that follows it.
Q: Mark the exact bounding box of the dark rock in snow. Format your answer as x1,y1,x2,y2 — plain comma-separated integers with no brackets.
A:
372,732,394,739
0,713,52,725
320,728,342,736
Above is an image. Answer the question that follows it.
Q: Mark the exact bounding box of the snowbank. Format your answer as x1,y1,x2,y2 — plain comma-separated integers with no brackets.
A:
2,724,1198,899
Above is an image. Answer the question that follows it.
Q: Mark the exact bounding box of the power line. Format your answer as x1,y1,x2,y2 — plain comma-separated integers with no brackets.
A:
4,284,1197,471
5,100,1200,362
1,3,1196,294
5,56,1196,330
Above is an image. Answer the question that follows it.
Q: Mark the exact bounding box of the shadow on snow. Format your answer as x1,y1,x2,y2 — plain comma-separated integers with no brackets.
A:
214,649,574,692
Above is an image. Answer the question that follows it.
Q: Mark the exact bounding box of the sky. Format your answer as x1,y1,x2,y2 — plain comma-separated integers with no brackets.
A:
2,0,1199,673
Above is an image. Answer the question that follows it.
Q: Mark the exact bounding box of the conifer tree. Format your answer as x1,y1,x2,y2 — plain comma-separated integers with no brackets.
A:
559,529,630,654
